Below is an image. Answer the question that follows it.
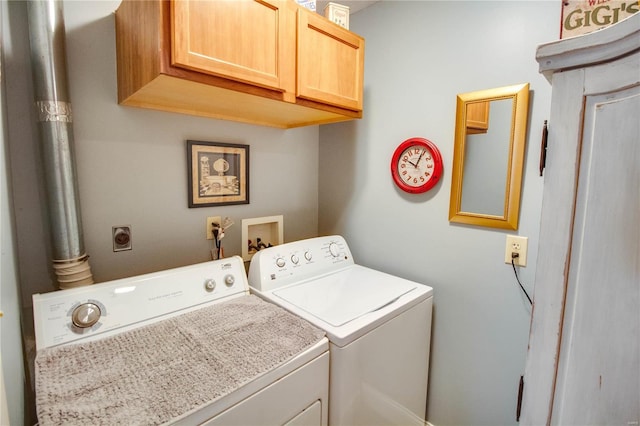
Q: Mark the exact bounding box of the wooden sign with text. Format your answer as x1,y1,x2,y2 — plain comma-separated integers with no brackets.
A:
561,0,639,38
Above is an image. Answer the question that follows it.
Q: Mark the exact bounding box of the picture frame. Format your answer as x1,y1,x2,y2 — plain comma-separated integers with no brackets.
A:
187,140,249,208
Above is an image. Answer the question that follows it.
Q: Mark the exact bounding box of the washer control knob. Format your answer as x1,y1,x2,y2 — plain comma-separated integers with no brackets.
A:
224,274,235,287
276,257,286,268
204,279,216,292
304,251,313,261
71,302,101,329
291,254,300,264
329,242,340,257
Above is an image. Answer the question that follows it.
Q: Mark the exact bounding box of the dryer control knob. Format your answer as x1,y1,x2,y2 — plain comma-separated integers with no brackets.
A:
304,251,313,261
276,257,286,268
224,274,235,287
204,279,216,292
291,254,300,264
329,242,340,257
71,302,101,329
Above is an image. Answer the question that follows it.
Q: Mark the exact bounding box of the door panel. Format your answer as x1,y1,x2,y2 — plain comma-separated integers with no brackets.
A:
297,10,364,111
551,86,639,425
171,0,295,92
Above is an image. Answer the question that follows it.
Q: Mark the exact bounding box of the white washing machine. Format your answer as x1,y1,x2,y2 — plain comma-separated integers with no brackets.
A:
248,235,433,426
32,256,329,425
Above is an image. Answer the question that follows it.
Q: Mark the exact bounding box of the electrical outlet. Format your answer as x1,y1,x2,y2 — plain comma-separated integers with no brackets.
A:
206,216,221,240
505,235,528,267
113,226,132,252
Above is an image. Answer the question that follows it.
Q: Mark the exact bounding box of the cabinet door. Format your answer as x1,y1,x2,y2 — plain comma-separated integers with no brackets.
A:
297,10,364,111
550,74,639,426
171,0,295,93
465,101,489,134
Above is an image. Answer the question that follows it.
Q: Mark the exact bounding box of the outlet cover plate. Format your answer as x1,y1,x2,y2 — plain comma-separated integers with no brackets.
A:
505,235,528,266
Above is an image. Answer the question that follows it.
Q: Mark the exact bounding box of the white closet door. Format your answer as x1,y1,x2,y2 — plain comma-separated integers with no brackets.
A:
550,84,639,425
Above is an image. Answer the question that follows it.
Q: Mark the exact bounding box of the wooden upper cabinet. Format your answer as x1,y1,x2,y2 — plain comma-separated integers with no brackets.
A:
170,0,295,94
465,101,489,134
297,9,364,111
115,0,364,128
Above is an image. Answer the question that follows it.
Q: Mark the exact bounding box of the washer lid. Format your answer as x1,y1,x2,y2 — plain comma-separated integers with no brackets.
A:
273,266,417,327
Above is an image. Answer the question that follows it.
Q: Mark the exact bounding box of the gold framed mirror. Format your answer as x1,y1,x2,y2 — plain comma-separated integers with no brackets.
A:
449,83,530,230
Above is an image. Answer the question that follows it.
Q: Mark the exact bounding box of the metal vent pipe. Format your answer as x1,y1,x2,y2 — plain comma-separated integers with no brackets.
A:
27,0,93,288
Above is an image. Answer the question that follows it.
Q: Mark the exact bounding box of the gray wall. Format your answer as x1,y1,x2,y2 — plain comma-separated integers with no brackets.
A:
1,3,25,421
319,2,557,425
4,0,320,309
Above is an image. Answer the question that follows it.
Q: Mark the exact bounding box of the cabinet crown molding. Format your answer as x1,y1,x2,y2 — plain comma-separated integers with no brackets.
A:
536,13,639,81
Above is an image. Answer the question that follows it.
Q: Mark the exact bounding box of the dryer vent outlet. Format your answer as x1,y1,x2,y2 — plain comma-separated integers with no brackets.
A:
113,226,132,252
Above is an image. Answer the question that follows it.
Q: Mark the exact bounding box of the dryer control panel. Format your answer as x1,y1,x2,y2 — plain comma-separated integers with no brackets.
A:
248,235,355,292
33,256,249,350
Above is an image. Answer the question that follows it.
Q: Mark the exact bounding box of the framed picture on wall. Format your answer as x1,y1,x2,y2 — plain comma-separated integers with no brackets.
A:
187,140,249,208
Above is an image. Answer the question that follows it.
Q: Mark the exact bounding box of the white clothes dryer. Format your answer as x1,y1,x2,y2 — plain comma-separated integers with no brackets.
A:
248,236,433,426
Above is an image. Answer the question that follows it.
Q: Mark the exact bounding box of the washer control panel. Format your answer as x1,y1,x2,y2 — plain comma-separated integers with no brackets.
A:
248,235,355,292
33,256,249,350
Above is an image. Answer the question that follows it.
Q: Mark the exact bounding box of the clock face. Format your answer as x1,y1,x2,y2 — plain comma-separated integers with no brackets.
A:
391,138,443,194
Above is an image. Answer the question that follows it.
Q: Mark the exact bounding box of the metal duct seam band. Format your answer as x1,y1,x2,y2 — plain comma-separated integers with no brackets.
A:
36,100,73,123
52,255,93,289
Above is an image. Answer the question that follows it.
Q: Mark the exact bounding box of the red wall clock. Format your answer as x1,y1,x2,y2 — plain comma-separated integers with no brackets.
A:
390,137,443,194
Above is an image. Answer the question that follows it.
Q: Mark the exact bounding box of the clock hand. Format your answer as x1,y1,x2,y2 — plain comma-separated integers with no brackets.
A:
407,160,418,168
416,150,425,165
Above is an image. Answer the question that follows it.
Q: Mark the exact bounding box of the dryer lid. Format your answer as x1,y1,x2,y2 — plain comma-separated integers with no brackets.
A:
273,266,417,327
